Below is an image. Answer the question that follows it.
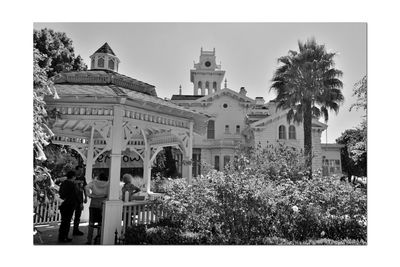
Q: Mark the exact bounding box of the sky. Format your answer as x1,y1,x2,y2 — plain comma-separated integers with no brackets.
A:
34,22,366,143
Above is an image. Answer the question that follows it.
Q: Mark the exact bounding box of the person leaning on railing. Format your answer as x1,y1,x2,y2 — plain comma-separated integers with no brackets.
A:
84,172,109,245
121,174,141,202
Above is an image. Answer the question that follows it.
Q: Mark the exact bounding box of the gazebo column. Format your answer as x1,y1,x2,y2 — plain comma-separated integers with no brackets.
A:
101,105,124,245
182,121,194,183
85,126,95,183
143,144,152,194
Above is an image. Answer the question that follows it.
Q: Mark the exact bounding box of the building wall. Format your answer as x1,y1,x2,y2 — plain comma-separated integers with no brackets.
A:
189,94,250,168
254,113,325,171
192,95,250,141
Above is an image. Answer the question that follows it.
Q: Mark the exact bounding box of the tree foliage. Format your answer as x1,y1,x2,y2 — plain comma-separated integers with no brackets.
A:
337,76,367,177
336,127,367,177
33,28,87,78
270,38,344,173
33,28,87,206
350,75,367,112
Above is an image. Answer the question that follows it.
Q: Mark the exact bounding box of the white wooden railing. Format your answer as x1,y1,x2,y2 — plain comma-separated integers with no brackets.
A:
34,200,62,225
121,200,165,233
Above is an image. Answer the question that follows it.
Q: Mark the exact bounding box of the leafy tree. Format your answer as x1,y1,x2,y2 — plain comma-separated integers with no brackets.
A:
336,127,367,177
270,38,344,174
33,29,87,206
350,75,367,112
33,28,87,78
152,147,178,179
337,76,367,177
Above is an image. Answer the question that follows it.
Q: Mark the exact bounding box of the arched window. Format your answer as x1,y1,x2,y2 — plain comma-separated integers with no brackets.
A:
108,59,115,70
225,125,230,134
289,125,296,139
207,120,215,139
213,82,217,90
278,125,286,139
205,81,210,89
91,58,95,68
98,57,104,67
236,125,240,134
198,81,202,89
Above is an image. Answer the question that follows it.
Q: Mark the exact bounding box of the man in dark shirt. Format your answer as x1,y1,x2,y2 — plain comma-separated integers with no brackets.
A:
58,170,79,242
72,165,88,236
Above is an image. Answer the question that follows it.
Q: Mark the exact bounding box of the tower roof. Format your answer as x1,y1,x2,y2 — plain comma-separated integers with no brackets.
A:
94,42,116,56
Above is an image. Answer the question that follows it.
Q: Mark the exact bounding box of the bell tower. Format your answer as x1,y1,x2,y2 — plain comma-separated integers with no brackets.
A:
90,42,120,72
190,48,225,95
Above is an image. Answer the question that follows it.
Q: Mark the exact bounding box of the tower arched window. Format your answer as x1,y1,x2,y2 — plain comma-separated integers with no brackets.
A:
198,81,202,89
207,120,215,139
98,57,104,67
236,125,241,134
213,81,217,90
108,59,115,70
289,125,296,140
278,125,286,140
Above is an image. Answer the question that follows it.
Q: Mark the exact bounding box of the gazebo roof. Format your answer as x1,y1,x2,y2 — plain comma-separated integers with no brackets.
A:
48,71,210,135
53,70,157,96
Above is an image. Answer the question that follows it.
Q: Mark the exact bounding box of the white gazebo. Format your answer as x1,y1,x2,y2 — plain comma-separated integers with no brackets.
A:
44,43,208,244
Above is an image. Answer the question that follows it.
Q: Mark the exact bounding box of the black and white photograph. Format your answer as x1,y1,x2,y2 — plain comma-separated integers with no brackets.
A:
32,22,367,246
2,1,400,266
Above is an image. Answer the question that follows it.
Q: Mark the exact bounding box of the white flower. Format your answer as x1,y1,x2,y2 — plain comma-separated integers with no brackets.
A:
292,205,299,213
321,231,326,237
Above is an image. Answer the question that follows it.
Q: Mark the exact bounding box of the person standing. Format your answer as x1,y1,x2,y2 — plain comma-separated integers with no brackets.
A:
58,170,79,243
72,165,87,236
85,172,109,245
121,173,141,201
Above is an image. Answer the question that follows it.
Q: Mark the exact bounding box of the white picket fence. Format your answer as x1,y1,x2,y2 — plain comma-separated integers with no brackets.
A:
33,196,165,232
121,201,165,233
33,200,62,225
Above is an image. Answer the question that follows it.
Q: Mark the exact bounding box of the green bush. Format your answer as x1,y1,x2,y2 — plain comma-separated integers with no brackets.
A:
156,144,367,244
123,219,202,245
135,145,367,245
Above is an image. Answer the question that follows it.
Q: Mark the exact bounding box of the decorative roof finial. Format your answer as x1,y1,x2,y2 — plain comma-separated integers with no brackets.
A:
179,85,182,95
224,78,227,89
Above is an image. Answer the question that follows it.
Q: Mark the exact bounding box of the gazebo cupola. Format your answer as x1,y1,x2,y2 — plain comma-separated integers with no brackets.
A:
90,42,120,72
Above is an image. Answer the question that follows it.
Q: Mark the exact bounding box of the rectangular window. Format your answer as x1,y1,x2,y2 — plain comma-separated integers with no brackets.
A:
223,155,231,168
214,156,220,171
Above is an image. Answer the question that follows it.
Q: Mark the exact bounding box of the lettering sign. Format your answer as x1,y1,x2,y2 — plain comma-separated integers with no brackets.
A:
94,150,143,168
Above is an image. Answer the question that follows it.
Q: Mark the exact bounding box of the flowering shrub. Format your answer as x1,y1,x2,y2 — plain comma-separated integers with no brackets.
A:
153,144,367,244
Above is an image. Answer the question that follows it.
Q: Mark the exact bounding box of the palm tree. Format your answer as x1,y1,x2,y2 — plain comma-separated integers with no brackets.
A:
270,38,344,175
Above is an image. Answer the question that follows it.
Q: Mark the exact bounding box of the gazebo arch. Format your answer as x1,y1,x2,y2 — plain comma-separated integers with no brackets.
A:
45,69,208,244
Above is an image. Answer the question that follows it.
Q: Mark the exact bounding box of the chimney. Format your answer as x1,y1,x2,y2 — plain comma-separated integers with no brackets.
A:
239,87,247,96
255,97,265,105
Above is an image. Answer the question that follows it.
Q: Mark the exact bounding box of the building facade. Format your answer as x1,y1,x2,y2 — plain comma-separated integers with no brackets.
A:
171,48,343,177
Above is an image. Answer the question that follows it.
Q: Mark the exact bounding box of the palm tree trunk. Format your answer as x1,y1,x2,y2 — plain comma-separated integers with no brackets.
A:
303,102,313,178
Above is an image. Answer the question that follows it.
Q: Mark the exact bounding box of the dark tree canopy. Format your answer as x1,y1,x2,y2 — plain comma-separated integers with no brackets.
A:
33,28,87,78
336,126,367,177
337,76,367,177
270,38,344,173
